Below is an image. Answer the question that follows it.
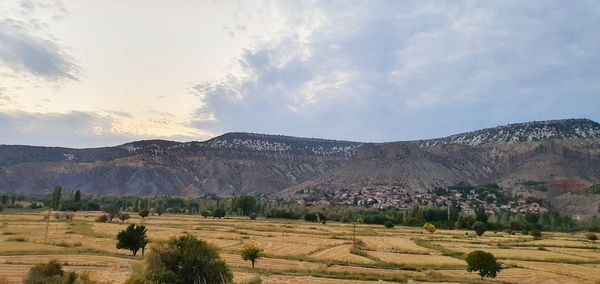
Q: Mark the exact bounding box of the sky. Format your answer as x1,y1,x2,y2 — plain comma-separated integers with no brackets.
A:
0,0,599,148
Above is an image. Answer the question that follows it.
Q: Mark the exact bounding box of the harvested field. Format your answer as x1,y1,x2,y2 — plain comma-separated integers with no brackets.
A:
2,210,600,283
366,251,465,266
311,245,375,264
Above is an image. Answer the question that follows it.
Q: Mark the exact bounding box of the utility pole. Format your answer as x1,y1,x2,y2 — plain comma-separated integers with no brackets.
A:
44,206,51,242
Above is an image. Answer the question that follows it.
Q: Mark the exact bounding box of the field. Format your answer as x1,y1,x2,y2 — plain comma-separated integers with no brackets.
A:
1,211,600,283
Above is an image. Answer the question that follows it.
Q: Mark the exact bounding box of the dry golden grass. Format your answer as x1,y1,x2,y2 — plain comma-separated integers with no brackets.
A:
261,275,395,284
311,245,374,264
504,260,600,282
449,247,592,262
231,239,322,256
438,268,590,283
360,236,433,254
367,251,464,266
221,253,326,270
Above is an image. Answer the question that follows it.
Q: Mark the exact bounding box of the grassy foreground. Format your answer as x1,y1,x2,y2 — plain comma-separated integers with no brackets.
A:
1,210,599,283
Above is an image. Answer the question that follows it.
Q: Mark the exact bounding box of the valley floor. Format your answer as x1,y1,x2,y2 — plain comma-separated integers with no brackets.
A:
1,211,599,283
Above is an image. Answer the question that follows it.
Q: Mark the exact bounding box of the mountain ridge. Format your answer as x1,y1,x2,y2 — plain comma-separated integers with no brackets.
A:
1,118,599,216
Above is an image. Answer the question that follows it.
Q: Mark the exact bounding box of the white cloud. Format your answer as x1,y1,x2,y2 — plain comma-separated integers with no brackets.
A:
0,0,78,81
192,1,600,141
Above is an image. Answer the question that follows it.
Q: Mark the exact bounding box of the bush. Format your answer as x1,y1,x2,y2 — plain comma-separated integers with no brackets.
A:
384,220,395,228
465,250,503,280
249,212,257,220
24,259,96,284
95,215,109,223
138,209,149,219
213,207,226,218
127,234,232,283
118,213,131,223
423,223,436,234
587,233,598,243
531,229,542,240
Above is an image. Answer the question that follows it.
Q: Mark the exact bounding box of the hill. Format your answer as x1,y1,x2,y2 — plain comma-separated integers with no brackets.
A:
1,118,599,215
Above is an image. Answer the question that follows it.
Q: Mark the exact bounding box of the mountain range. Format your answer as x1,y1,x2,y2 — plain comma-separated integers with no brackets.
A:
1,118,599,216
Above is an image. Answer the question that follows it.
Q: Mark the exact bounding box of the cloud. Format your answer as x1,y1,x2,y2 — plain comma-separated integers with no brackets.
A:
0,1,78,81
0,111,135,147
192,1,600,142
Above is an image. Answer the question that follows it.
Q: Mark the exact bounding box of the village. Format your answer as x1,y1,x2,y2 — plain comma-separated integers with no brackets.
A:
299,184,549,216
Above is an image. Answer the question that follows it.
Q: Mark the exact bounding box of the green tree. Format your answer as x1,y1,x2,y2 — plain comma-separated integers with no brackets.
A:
213,207,226,218
1,194,8,205
138,209,150,219
73,190,81,203
232,195,257,216
201,210,211,218
472,221,487,237
587,233,598,243
51,186,62,210
128,234,232,283
116,224,148,256
241,243,263,268
465,250,503,280
384,220,395,228
531,229,543,240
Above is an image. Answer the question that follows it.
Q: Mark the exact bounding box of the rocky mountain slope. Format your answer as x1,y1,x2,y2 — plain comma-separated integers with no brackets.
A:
416,119,600,147
1,119,599,214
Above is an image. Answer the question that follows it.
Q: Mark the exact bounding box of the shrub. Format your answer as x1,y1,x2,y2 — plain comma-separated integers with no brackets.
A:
384,220,395,228
138,209,149,219
531,229,542,240
118,213,131,223
465,250,503,280
213,207,226,218
241,243,264,268
127,234,232,283
423,223,436,234
24,260,95,284
586,233,597,243
95,214,109,223
249,212,257,220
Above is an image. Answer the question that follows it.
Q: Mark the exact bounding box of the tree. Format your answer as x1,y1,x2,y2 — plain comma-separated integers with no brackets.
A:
1,194,8,205
138,209,150,219
118,212,131,223
103,204,120,222
116,224,148,256
153,206,164,216
213,207,226,218
74,190,81,203
201,210,211,218
232,195,257,216
531,229,543,240
423,223,436,234
241,243,263,268
384,220,395,228
51,186,62,210
128,234,232,283
465,250,503,280
587,233,598,243
472,221,487,237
